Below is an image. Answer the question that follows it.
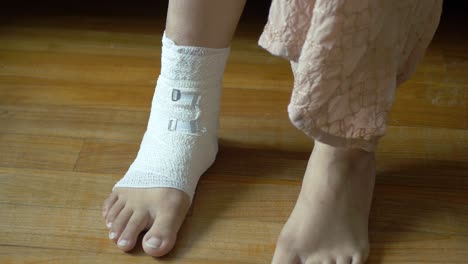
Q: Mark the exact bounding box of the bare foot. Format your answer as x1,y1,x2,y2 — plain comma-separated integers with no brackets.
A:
272,141,375,264
102,187,190,256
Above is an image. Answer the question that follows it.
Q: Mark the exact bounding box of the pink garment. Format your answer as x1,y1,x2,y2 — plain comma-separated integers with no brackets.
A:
259,0,443,151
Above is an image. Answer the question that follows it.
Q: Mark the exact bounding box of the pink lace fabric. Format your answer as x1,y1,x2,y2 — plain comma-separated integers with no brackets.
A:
259,0,443,151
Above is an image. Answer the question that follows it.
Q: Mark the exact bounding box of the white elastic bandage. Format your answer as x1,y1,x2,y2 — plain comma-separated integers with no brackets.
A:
113,33,230,201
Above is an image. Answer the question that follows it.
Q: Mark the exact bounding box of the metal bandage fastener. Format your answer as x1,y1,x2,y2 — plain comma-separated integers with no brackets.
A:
171,89,181,101
171,89,201,106
168,118,199,133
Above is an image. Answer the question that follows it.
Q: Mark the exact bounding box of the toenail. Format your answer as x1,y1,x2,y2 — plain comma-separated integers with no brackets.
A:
145,237,162,249
109,232,117,240
118,239,129,247
106,222,112,228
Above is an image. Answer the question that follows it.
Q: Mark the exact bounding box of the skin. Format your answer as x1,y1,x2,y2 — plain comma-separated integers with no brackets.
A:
103,140,376,260
103,1,376,261
103,187,190,256
102,0,246,256
165,0,247,48
271,141,375,264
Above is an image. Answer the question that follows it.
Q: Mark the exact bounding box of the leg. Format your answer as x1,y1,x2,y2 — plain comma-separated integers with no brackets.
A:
272,141,375,264
166,0,246,48
102,0,246,257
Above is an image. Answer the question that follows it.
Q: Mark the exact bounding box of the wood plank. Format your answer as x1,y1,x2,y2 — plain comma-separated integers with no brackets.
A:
0,26,165,57
390,82,467,129
1,203,466,264
72,125,468,177
0,167,117,208
2,157,467,228
0,80,294,113
0,6,467,264
74,140,138,174
0,246,245,264
367,242,468,264
0,24,282,62
2,101,466,152
378,126,467,161
0,90,308,151
195,176,468,228
0,29,466,129
1,244,467,264
0,203,279,263
2,243,468,264
0,134,82,171
0,105,149,141
0,80,465,135
0,49,292,92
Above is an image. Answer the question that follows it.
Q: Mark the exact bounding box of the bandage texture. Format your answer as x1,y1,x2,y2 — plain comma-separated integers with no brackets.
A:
113,33,230,201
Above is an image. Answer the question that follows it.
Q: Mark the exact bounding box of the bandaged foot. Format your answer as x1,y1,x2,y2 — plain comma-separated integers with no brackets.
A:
102,33,230,256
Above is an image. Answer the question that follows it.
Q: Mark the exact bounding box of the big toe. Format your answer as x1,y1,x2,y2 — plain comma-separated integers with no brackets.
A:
142,205,187,257
143,234,176,257
271,245,300,264
142,220,177,256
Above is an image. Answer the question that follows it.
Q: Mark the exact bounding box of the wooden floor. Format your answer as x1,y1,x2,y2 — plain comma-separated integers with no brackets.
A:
1,4,467,264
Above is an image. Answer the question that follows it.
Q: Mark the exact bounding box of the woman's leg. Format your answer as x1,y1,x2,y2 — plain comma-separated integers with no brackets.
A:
102,0,246,257
166,0,246,48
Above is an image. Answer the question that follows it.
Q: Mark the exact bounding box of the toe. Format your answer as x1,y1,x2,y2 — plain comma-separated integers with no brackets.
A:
320,259,334,264
272,233,301,264
116,211,149,252
108,207,133,243
352,253,366,264
271,247,300,264
304,258,322,264
102,192,118,218
105,200,125,228
336,256,353,264
142,207,187,257
304,255,337,264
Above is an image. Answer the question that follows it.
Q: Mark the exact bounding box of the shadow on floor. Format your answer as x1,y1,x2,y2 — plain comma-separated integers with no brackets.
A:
369,159,467,263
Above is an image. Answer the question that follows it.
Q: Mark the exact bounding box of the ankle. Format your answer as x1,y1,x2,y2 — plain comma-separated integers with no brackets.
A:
313,140,374,162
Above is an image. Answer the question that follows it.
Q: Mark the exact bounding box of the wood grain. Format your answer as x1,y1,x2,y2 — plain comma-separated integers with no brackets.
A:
0,7,467,264
0,134,82,170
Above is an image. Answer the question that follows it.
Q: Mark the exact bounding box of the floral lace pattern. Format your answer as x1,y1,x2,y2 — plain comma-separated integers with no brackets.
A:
259,0,443,151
